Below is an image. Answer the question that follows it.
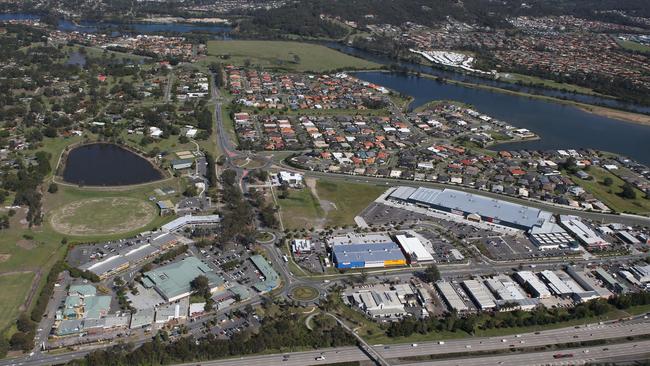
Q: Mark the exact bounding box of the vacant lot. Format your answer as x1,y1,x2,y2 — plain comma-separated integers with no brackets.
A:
316,180,386,227
278,188,324,230
0,272,35,331
207,40,379,72
572,167,650,215
50,197,157,236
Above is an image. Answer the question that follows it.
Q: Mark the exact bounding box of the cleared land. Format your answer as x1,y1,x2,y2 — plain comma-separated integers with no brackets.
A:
50,197,157,236
571,167,650,215
278,187,324,230
206,40,379,72
315,180,386,227
0,272,35,331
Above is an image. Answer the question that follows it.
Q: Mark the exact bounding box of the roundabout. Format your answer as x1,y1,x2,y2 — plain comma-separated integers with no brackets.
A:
288,285,320,302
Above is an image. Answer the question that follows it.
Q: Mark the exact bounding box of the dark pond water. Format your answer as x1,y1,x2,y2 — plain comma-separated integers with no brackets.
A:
63,144,163,186
353,72,650,166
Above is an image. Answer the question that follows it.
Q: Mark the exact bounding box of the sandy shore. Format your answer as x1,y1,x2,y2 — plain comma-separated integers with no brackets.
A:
578,105,650,126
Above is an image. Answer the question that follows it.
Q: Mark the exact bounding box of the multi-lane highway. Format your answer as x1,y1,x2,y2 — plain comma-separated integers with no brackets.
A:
166,317,650,366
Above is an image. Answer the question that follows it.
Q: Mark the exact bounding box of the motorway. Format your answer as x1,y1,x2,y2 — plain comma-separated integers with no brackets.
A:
168,317,650,366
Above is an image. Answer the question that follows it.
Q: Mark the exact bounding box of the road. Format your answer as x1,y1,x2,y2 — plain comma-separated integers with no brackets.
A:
166,317,650,366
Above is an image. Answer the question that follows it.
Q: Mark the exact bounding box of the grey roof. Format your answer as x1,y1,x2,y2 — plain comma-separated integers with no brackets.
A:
390,186,417,200
332,243,406,264
79,255,129,277
394,186,550,229
143,256,223,301
250,255,280,292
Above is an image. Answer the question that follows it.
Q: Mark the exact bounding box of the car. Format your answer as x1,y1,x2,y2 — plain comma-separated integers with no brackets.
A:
411,343,418,347
315,356,326,361
438,341,445,345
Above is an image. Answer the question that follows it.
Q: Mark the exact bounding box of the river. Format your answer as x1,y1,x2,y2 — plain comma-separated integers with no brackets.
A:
353,72,650,165
0,13,231,37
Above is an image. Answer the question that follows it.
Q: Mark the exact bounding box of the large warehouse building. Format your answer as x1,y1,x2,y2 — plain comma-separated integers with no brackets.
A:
332,243,406,269
390,186,552,231
389,186,574,249
142,256,224,302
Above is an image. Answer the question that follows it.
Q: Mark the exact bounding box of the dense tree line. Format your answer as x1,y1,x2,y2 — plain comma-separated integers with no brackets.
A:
69,311,355,366
218,169,256,244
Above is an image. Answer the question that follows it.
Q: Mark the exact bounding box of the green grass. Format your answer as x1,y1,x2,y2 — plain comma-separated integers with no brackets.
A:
277,188,324,230
616,39,650,53
571,167,650,215
290,285,320,301
500,72,600,96
206,40,379,72
0,273,35,331
316,180,386,227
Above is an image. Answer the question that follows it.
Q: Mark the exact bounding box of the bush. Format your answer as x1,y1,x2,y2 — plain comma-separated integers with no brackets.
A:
47,182,59,194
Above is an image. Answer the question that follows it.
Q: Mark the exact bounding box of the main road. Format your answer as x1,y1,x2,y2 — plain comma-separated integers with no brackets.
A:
167,317,650,366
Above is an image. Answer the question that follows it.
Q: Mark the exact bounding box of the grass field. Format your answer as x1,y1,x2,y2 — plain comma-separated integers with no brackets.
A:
206,40,379,72
571,167,650,215
0,273,35,331
315,180,386,227
500,72,600,96
50,197,157,236
278,188,324,230
615,39,650,53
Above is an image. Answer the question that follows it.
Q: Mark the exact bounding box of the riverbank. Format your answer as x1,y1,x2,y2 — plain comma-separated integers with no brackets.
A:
411,71,650,127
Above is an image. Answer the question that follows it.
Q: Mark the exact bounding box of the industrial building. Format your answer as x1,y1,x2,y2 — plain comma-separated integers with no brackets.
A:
595,268,628,294
141,256,224,302
394,234,434,263
435,281,469,312
332,242,407,269
389,186,553,231
539,270,574,297
513,271,552,298
528,220,576,250
291,239,314,254
161,214,221,233
462,279,497,310
343,284,416,320
484,277,540,311
560,215,610,250
630,265,650,284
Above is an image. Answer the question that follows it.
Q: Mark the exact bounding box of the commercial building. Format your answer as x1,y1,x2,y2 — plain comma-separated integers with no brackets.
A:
389,186,553,231
250,255,281,293
78,233,179,279
513,271,551,298
394,234,434,263
462,279,496,310
559,215,610,250
435,281,469,312
291,239,314,254
630,265,650,284
161,214,221,232
277,171,303,187
529,219,576,250
332,243,407,269
142,256,224,302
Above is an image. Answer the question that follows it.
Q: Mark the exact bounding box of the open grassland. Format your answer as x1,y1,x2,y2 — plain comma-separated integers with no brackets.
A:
206,40,379,72
316,180,386,227
277,187,324,230
615,39,650,53
500,72,601,96
50,197,157,236
571,167,650,215
0,273,35,331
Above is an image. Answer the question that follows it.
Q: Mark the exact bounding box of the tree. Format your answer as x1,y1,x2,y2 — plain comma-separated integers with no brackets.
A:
620,183,637,200
603,177,614,186
47,182,58,194
190,275,211,299
419,264,441,283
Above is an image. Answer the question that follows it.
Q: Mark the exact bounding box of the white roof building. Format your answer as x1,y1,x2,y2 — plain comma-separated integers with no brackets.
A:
560,215,610,249
395,235,434,262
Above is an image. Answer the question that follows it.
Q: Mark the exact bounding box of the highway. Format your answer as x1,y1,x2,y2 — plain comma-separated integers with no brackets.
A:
166,318,650,366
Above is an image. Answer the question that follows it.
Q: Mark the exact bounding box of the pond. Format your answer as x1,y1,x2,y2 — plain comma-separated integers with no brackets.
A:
63,143,163,186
